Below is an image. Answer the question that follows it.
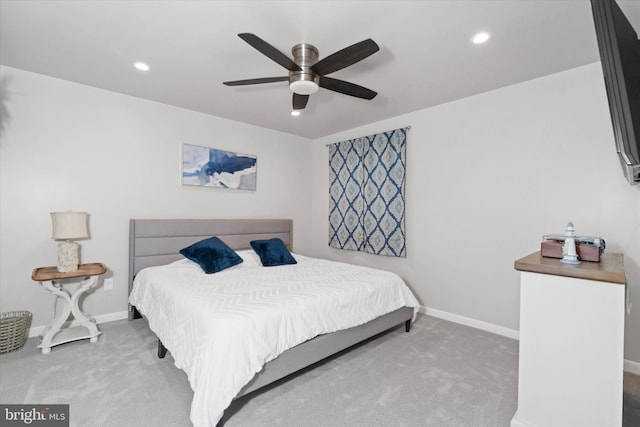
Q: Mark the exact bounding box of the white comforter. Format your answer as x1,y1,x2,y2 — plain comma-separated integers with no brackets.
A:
129,251,420,427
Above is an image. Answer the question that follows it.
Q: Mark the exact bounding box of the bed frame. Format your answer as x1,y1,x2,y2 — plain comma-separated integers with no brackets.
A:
128,218,413,425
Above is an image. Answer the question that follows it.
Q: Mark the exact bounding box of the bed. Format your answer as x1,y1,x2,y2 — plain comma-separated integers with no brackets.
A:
128,218,419,427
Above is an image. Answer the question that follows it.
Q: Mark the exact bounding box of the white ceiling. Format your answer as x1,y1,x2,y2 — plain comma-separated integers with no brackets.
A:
1,0,639,139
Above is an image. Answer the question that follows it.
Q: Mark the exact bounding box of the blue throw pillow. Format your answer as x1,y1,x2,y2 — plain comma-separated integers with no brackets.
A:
179,237,243,274
250,238,297,267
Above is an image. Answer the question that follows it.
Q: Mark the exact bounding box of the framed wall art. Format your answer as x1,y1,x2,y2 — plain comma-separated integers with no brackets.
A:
182,144,257,190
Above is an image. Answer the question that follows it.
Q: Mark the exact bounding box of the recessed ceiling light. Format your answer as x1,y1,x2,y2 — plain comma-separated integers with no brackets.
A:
134,62,150,71
291,110,301,117
472,32,491,44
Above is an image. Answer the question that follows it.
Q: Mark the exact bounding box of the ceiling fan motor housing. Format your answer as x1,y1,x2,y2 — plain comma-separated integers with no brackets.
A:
289,43,319,95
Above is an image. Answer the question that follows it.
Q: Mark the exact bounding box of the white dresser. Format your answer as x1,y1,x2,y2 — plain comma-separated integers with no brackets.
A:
511,251,626,427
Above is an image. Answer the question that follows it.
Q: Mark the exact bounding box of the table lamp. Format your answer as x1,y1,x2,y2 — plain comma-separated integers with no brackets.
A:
50,211,89,272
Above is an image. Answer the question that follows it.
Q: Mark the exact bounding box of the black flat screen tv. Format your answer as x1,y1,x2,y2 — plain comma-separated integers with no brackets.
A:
591,0,640,185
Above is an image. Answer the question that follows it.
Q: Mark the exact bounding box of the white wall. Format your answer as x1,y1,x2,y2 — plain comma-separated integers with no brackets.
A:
3,63,639,365
0,66,313,330
308,63,640,364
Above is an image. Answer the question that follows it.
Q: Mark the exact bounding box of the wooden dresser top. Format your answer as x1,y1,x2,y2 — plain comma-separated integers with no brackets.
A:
515,251,625,284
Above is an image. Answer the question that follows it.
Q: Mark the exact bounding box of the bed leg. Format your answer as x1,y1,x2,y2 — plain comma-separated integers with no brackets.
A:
132,306,142,320
157,340,167,359
405,319,411,332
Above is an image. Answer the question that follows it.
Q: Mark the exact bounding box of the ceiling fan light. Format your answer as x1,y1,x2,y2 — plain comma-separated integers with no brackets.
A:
290,80,319,95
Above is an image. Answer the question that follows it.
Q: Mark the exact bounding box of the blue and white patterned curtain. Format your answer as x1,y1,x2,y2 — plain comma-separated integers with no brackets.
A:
328,127,407,257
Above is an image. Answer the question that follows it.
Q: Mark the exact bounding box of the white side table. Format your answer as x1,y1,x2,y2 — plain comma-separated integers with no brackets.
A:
31,263,106,354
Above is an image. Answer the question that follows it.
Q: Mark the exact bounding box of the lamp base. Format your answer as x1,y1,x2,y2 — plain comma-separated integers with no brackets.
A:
57,241,79,272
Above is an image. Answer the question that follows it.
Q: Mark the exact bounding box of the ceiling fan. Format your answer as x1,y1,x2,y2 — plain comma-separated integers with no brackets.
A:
223,33,380,111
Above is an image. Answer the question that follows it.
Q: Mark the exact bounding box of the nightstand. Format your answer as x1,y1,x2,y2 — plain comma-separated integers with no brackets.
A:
31,263,106,354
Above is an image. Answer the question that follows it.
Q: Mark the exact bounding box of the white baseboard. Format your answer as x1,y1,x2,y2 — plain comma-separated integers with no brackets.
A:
28,310,129,338
510,411,534,427
625,359,640,375
422,306,640,373
421,306,520,340
28,306,640,374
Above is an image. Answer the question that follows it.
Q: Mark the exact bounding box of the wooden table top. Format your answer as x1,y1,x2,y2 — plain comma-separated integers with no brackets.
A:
514,251,625,284
32,263,106,281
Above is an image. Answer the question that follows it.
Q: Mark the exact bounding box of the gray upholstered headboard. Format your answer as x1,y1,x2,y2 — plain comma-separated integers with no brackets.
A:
128,218,293,320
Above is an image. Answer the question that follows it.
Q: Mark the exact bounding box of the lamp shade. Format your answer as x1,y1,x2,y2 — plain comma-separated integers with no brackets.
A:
50,211,89,240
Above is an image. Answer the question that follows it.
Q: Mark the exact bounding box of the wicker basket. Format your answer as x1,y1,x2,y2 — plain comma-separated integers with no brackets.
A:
0,311,32,354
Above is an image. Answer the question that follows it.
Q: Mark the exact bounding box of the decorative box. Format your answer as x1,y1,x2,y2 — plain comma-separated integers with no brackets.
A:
540,240,602,262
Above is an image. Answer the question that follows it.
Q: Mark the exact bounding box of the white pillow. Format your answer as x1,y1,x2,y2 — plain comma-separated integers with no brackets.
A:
236,249,262,267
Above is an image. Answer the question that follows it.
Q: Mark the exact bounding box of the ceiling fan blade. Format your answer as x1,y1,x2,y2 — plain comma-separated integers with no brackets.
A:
223,76,289,86
319,76,377,100
292,93,309,110
311,38,379,76
238,33,302,72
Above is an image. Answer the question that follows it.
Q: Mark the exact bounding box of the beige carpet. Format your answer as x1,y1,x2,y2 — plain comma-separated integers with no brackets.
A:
0,314,636,426
624,371,640,427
